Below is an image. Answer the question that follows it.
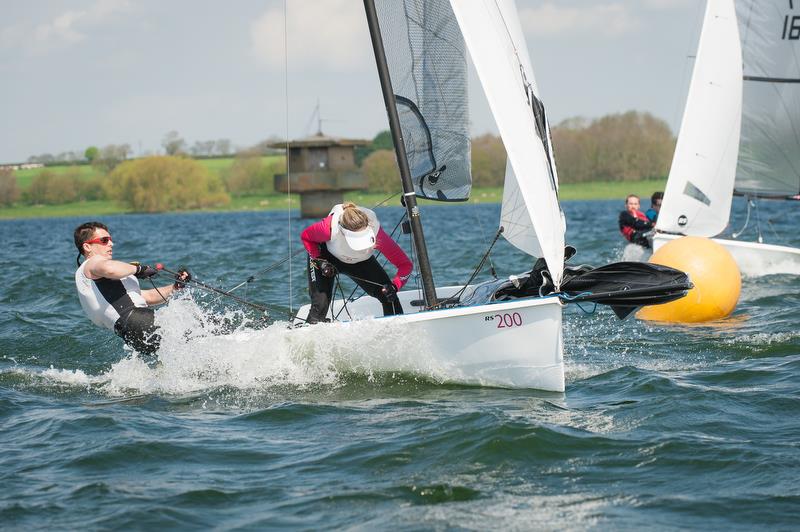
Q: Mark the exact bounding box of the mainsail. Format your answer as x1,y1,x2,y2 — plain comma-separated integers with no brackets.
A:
735,0,800,198
451,0,565,286
373,0,471,201
657,0,742,237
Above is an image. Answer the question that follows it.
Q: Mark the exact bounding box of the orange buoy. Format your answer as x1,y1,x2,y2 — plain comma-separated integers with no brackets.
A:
638,236,740,323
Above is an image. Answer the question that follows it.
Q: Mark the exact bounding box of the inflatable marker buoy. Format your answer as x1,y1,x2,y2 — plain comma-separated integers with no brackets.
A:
637,236,740,323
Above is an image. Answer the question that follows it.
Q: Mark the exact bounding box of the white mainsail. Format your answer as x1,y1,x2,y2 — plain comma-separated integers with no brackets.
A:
735,0,800,198
657,0,742,237
450,0,565,287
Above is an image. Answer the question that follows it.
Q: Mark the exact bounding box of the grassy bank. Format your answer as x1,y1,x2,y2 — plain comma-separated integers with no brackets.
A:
558,178,666,201
14,164,101,189
11,156,283,187
0,179,666,220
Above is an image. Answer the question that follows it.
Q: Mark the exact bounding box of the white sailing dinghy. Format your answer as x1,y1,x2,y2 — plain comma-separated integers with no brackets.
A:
654,0,800,275
290,0,691,391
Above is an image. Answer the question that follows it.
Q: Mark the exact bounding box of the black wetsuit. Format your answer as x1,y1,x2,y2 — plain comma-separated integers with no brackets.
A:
91,277,160,354
306,245,403,324
114,307,160,355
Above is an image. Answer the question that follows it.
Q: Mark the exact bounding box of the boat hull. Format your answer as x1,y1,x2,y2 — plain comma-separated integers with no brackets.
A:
653,234,800,276
294,287,565,391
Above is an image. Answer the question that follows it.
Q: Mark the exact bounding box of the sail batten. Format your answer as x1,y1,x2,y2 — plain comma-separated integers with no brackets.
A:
743,76,800,83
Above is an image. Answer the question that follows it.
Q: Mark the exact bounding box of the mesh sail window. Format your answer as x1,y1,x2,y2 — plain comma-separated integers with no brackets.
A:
735,0,800,198
375,0,471,201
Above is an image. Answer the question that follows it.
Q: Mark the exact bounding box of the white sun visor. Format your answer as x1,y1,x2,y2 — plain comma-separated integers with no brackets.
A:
341,227,376,251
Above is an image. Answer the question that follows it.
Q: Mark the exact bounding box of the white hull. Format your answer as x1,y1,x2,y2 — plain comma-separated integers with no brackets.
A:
653,233,800,276
294,286,565,391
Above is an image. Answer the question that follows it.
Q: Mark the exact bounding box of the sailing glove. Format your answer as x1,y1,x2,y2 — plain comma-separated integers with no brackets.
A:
381,283,398,303
314,259,336,278
133,263,159,279
174,267,192,289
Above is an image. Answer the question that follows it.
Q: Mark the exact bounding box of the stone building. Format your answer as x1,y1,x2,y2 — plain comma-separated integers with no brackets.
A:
272,133,369,218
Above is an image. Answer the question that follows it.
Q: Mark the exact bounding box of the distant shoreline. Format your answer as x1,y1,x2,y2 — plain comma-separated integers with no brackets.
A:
0,179,666,220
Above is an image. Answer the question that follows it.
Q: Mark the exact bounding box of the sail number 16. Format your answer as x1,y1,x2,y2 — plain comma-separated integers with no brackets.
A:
784,15,800,40
485,312,523,328
785,1,799,40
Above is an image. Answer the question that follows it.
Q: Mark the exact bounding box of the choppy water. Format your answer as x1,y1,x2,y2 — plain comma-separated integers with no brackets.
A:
2,199,799,529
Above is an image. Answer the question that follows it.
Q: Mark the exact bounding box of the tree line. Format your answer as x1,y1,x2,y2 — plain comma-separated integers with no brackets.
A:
0,111,675,210
22,131,288,167
360,110,675,189
0,156,280,211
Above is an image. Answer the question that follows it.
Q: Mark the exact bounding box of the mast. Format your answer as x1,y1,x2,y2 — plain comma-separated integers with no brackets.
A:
363,0,438,308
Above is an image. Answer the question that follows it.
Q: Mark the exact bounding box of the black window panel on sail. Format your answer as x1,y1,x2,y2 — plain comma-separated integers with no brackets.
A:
395,95,440,198
529,92,558,196
376,0,472,201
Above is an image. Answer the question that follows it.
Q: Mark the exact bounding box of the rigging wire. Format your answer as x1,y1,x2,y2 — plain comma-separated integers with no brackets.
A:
207,191,405,323
732,197,753,239
284,0,292,314
226,248,306,294
431,227,504,309
160,266,306,322
766,216,782,244
556,291,597,315
754,197,764,243
149,278,169,304
472,199,498,278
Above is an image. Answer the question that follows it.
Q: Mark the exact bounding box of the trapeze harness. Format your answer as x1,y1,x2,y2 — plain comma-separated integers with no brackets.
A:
301,204,413,323
75,262,160,354
618,209,653,249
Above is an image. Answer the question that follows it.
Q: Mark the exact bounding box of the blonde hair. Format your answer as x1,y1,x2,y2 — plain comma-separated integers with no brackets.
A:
340,202,369,231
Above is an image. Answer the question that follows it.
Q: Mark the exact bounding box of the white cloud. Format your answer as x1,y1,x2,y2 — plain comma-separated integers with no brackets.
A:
8,0,132,52
643,0,694,9
250,0,371,72
34,11,85,45
519,2,640,37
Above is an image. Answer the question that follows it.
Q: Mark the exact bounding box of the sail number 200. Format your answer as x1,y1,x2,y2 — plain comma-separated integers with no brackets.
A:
785,2,800,40
485,312,523,328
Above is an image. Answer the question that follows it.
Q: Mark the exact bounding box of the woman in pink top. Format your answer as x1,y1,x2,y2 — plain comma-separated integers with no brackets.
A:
300,202,412,324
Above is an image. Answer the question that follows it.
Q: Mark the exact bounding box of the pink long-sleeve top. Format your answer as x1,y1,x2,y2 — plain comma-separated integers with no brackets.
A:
301,216,413,290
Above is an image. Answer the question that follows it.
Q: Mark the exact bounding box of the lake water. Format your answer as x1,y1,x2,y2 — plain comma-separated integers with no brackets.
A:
2,199,799,529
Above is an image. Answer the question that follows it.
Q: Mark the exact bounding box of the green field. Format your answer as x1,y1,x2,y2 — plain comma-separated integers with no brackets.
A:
349,179,667,205
558,178,666,201
11,156,284,188
14,164,101,189
0,178,667,220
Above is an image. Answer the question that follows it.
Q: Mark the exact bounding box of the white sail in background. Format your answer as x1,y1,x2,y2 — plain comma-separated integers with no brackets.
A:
657,0,742,236
451,0,565,286
735,0,800,198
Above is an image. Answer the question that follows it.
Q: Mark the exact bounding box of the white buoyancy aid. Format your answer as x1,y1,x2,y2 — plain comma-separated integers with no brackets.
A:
75,261,148,330
326,204,381,264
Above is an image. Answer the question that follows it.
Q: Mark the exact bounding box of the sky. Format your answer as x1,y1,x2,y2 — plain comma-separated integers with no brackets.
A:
0,0,704,164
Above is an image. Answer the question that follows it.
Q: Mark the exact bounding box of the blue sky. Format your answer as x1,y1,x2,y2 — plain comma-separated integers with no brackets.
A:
0,0,702,163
